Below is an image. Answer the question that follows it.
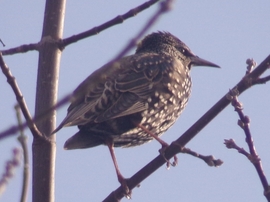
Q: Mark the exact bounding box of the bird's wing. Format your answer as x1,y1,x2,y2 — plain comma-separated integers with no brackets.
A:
52,86,103,133
95,53,169,122
94,90,147,123
54,53,173,131
90,67,152,123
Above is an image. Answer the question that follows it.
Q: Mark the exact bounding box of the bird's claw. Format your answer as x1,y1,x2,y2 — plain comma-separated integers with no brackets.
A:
159,146,178,169
119,177,132,199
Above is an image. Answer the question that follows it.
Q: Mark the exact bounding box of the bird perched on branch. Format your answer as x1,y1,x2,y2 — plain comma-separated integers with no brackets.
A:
53,31,219,195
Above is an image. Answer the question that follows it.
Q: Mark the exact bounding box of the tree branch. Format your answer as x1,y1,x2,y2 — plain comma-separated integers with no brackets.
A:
225,94,270,201
60,0,161,49
0,53,43,139
103,55,270,201
15,104,30,202
1,0,161,55
0,43,39,56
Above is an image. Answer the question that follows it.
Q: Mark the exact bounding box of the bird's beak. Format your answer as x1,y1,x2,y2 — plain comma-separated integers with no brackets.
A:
190,56,220,68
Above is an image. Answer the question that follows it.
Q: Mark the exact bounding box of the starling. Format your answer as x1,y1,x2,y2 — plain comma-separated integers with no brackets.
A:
53,31,219,194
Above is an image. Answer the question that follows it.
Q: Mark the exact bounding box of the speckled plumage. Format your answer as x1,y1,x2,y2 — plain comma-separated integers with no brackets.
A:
53,32,219,193
54,32,219,149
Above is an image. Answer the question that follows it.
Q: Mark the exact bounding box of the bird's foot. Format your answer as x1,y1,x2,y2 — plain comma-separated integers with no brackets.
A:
118,176,132,199
159,144,178,169
137,124,178,168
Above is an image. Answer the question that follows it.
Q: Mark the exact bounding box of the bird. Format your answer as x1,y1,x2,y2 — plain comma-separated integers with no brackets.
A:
53,31,219,195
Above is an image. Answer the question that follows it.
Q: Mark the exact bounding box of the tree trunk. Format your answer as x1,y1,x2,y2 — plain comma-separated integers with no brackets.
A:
32,1,66,202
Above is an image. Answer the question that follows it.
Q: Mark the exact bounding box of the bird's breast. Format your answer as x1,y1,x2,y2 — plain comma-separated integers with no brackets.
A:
139,63,192,137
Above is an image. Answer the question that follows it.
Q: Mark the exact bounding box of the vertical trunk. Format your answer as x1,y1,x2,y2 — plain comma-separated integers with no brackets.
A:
33,1,66,201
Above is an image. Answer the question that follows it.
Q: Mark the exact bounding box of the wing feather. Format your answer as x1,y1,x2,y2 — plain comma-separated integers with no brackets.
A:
54,53,174,133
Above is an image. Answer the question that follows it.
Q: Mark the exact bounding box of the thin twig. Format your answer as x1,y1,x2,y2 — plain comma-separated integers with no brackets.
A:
15,104,29,202
0,93,72,140
60,0,160,49
0,53,43,139
224,139,250,157
254,75,270,84
0,39,5,47
1,0,160,55
109,0,172,62
181,147,223,167
226,90,270,201
246,58,270,85
0,43,39,55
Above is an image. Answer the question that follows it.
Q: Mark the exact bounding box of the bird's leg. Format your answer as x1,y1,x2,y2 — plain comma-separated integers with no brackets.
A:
137,124,178,168
106,140,132,198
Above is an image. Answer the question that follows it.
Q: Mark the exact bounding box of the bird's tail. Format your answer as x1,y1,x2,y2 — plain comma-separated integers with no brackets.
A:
64,131,104,150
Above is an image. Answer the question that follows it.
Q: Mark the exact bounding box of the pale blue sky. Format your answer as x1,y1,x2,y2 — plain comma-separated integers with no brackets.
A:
1,1,270,201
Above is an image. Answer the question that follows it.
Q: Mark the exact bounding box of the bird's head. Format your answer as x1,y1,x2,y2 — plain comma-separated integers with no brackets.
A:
136,31,220,69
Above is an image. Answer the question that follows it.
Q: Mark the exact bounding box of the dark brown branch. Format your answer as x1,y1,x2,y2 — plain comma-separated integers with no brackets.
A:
254,75,270,84
0,53,43,139
181,147,223,167
111,0,171,62
15,104,29,202
103,55,270,201
0,0,160,55
226,93,270,201
224,139,250,157
0,93,72,140
1,43,39,55
60,0,160,49
0,39,5,47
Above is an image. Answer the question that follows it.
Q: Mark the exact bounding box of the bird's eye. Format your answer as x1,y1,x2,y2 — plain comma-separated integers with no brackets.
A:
179,47,193,57
179,48,185,53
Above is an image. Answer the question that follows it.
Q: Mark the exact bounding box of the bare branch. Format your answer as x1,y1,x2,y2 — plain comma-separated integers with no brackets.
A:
0,53,43,139
245,58,270,85
181,147,223,167
111,0,172,62
0,93,71,141
1,43,39,55
224,139,250,157
1,0,161,55
15,104,29,202
60,0,161,49
226,91,270,201
254,75,270,84
0,39,5,47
